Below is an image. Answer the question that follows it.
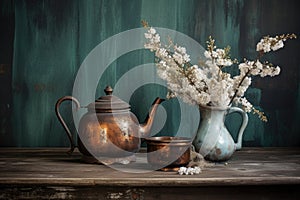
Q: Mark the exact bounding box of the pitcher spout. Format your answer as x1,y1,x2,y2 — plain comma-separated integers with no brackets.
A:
139,97,165,138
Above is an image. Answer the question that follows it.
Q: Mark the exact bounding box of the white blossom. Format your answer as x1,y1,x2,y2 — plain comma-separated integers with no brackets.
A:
149,27,156,34
204,50,211,59
256,36,287,53
178,166,201,175
144,26,293,120
216,58,233,66
236,97,253,112
271,40,284,51
173,52,184,65
204,49,232,67
273,66,281,76
256,38,271,53
155,48,168,58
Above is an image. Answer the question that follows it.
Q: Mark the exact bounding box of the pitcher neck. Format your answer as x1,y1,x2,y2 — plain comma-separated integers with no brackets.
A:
199,105,228,120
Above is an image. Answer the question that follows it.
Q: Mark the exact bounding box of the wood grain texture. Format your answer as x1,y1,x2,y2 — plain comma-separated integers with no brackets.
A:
0,148,299,199
0,148,299,186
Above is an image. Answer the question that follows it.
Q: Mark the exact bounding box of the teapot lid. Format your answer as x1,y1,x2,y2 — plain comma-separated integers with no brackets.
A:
87,86,130,112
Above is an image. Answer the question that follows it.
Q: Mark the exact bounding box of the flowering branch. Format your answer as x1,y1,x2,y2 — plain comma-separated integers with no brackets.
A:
142,20,296,122
229,34,296,121
229,68,251,105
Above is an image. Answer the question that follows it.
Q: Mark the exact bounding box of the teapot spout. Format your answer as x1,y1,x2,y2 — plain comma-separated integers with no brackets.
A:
140,97,165,138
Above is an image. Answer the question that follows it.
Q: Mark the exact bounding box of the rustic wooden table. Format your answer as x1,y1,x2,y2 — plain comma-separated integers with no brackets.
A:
0,148,299,199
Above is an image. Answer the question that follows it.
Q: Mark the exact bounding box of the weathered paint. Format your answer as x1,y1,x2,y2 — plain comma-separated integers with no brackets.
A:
0,0,299,147
0,0,14,146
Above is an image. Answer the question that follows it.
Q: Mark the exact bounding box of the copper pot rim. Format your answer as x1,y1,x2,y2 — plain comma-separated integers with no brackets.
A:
145,136,192,145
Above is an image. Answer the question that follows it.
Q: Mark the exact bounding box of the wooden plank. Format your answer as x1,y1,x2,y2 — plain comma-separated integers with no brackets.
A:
0,148,299,186
0,148,299,199
0,185,299,200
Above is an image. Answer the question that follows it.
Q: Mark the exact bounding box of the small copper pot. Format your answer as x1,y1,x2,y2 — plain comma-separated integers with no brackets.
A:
145,136,191,171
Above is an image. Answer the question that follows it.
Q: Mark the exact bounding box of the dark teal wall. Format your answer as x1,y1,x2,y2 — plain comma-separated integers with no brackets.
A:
0,0,14,145
0,0,299,147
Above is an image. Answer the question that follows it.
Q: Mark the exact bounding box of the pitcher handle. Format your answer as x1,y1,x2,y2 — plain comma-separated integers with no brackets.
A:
227,107,248,150
55,96,80,154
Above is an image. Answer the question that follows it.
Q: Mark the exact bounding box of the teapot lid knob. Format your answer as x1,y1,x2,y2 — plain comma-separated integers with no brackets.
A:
104,86,113,95
88,85,130,111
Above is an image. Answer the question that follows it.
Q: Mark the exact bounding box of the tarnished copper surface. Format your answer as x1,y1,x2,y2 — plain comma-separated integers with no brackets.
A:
145,137,191,171
55,86,164,162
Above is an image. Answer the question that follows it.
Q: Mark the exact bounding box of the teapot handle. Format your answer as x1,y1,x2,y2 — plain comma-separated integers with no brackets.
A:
227,107,248,150
55,96,80,154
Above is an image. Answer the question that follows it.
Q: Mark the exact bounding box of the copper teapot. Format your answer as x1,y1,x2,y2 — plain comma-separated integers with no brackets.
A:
55,86,165,161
